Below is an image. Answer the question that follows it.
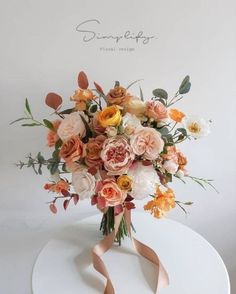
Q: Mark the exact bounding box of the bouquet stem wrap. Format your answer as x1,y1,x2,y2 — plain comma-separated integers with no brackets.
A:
92,209,169,293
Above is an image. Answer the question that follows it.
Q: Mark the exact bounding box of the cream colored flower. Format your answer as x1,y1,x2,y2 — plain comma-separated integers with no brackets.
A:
57,112,87,141
184,116,210,139
72,168,96,200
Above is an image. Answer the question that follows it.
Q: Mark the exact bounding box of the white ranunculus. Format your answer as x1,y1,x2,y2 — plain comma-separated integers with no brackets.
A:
122,113,142,135
184,116,210,139
72,169,96,200
127,162,159,200
163,160,179,174
57,111,88,141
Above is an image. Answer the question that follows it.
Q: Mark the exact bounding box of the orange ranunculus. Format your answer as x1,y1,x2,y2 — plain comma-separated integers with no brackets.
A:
144,186,176,218
59,136,86,163
97,105,121,128
71,89,95,111
169,108,185,123
46,120,61,147
177,151,187,170
44,179,69,194
107,86,132,106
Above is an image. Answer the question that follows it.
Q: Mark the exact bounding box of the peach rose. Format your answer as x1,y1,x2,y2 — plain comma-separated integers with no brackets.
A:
145,101,168,121
130,127,164,160
98,179,126,206
59,136,86,163
57,112,87,141
47,120,61,147
85,135,106,167
101,136,135,175
107,86,132,105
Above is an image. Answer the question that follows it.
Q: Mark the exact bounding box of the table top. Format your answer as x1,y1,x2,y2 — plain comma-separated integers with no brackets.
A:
32,212,230,294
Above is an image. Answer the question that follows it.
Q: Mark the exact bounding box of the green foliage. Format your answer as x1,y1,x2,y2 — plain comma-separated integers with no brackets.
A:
152,88,168,99
179,75,191,94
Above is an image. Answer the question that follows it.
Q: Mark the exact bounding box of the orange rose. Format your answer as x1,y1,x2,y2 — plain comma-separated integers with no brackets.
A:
169,108,185,123
107,86,132,105
85,135,106,167
59,136,86,163
177,151,187,169
98,179,126,207
46,120,61,147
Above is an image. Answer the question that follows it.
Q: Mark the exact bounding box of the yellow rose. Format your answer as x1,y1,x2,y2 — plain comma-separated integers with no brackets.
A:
97,106,121,128
117,175,132,191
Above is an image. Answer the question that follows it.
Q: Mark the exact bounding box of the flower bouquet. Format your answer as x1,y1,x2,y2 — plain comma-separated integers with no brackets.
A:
12,71,215,293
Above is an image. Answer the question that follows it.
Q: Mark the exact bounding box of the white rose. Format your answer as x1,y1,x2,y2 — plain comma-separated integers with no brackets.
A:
127,162,159,200
184,116,210,139
57,112,87,141
163,160,179,174
72,169,96,200
122,113,142,135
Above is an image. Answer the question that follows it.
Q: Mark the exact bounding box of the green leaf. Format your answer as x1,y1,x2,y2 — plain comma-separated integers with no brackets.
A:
38,164,42,175
59,108,75,115
158,127,169,135
126,79,143,90
25,98,32,117
79,114,92,142
62,163,68,172
52,149,60,161
50,163,59,175
115,81,120,87
139,86,144,101
152,88,168,99
179,76,191,94
10,117,29,125
55,139,62,150
43,119,54,130
37,152,45,164
176,128,187,136
21,123,41,127
89,104,98,113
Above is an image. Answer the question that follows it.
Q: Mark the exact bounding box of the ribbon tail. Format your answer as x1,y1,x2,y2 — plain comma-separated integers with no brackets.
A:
124,209,169,293
92,212,124,294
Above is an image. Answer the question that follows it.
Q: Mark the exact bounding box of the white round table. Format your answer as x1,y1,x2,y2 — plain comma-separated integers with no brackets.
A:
32,212,230,294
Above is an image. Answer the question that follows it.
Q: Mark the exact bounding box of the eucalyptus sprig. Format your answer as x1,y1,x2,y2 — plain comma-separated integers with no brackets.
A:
10,98,55,131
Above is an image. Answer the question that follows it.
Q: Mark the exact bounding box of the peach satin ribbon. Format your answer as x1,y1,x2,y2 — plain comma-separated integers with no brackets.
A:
92,209,169,293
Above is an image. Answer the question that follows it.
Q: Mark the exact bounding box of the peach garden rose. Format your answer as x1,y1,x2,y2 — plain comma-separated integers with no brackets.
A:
130,127,164,160
100,136,135,175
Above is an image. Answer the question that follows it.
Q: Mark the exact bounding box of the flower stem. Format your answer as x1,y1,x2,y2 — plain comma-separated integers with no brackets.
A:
99,207,135,245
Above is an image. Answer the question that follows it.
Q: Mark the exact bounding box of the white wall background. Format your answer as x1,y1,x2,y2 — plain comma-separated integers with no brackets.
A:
0,0,235,293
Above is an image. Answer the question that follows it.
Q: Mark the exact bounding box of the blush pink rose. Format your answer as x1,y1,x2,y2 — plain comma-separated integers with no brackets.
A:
130,127,164,160
98,179,126,206
145,101,168,121
100,136,135,175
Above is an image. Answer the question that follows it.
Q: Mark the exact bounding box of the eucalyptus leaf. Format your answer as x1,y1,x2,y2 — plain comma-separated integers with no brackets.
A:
21,123,41,127
152,88,168,99
139,86,144,101
25,98,32,117
59,108,75,115
176,128,187,136
179,82,191,94
50,163,59,175
10,117,29,125
43,119,54,130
